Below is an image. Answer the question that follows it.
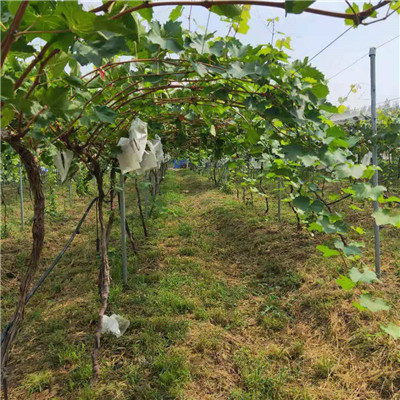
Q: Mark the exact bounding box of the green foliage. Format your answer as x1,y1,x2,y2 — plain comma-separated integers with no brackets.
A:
93,105,116,123
353,294,391,312
336,275,356,290
1,3,399,391
380,323,400,340
210,4,242,18
232,348,286,399
22,370,53,394
67,363,92,390
46,167,60,219
373,209,400,227
313,357,335,379
316,245,340,257
348,267,377,284
177,222,193,237
285,1,316,14
169,5,183,21
151,349,191,397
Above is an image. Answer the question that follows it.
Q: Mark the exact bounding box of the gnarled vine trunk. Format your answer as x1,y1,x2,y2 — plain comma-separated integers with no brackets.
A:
91,163,111,380
105,161,117,247
1,139,45,399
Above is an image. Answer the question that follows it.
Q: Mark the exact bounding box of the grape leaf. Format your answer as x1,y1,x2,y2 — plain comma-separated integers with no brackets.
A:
380,323,400,339
1,106,15,126
349,267,377,284
169,5,183,21
336,275,356,290
211,4,242,19
316,245,340,257
94,105,116,123
373,209,400,227
354,294,390,312
285,1,315,14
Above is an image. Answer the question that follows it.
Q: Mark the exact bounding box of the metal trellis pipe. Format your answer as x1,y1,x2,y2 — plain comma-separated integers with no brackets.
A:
369,47,382,278
119,172,128,285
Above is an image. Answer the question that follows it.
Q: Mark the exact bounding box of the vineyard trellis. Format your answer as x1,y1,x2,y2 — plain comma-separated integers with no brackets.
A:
1,0,399,398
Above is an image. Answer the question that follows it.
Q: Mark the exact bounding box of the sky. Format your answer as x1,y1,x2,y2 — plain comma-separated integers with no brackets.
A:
81,1,400,109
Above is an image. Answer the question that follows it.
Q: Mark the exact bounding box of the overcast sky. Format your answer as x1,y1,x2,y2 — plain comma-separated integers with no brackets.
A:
82,1,399,109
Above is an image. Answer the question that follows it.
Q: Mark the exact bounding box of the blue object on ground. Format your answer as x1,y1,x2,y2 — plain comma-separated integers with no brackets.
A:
173,159,188,168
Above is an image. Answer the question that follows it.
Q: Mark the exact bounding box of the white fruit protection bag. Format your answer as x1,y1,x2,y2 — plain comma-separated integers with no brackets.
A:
139,141,158,173
151,135,164,168
361,151,372,166
101,314,130,337
53,150,73,182
117,118,148,174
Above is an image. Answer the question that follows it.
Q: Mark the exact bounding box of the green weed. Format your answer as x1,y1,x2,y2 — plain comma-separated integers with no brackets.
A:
22,370,53,394
313,357,335,379
67,363,92,389
51,342,87,366
152,348,191,398
178,246,197,256
232,348,286,399
177,222,193,237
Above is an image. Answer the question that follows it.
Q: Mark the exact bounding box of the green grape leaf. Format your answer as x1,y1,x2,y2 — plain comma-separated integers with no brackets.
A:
11,37,36,54
299,154,320,167
311,83,329,98
354,294,390,312
345,183,386,201
316,245,340,257
94,105,116,124
349,267,377,284
285,0,315,14
335,163,366,179
349,204,363,211
39,86,69,116
373,209,400,227
336,275,356,290
57,1,96,37
334,240,363,257
148,22,183,52
292,195,310,211
125,1,154,21
380,323,400,340
276,36,292,50
64,75,85,88
390,0,400,12
378,195,400,203
210,4,242,19
1,76,14,100
233,5,251,34
350,226,365,235
47,51,70,78
169,5,183,21
1,106,15,126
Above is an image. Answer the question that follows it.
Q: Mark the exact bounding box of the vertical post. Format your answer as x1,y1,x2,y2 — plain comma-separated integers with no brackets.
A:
68,181,72,205
134,178,148,237
18,163,24,230
277,179,282,222
369,47,381,278
119,173,128,285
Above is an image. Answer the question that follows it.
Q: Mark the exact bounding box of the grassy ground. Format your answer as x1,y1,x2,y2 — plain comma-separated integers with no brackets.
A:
1,170,399,400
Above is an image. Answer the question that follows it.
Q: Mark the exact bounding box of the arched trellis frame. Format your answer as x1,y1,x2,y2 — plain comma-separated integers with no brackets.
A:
1,2,399,396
